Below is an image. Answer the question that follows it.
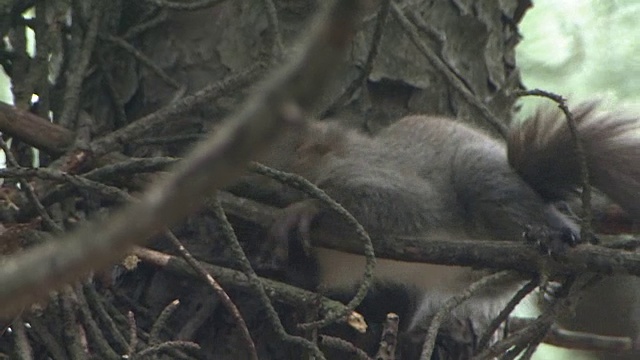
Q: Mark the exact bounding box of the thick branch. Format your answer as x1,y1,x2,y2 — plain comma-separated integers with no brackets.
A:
217,191,640,277
0,102,74,153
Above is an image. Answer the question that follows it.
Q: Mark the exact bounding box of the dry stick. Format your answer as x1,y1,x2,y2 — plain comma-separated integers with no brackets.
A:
0,167,133,203
83,284,130,353
474,311,554,360
476,277,540,352
0,138,62,232
209,196,327,358
520,345,541,360
85,157,179,179
0,102,73,153
26,316,68,360
420,271,516,360
375,312,400,360
472,276,588,360
516,89,594,241
127,311,138,356
250,163,376,331
75,286,121,360
60,288,90,360
103,297,195,360
164,230,258,360
12,316,34,360
149,299,180,345
390,1,507,137
58,0,102,129
144,0,227,11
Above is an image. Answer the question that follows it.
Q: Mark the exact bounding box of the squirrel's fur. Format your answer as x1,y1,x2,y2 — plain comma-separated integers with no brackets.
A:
256,103,640,358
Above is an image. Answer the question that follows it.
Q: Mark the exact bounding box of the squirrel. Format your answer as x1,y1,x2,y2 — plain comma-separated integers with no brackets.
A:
251,102,640,357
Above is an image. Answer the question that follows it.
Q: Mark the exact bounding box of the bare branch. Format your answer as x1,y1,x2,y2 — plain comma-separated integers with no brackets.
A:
164,230,258,360
0,102,74,153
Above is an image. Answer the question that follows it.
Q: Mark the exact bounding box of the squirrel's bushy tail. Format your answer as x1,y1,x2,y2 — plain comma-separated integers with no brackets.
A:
508,102,640,218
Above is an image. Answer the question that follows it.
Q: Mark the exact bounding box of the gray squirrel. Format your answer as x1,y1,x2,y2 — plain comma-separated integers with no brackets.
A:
254,102,640,357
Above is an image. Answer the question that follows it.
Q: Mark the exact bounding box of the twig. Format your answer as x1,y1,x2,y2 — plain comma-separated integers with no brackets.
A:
26,315,68,360
0,138,61,232
476,277,539,351
420,271,515,360
11,316,34,360
83,284,129,353
250,163,376,331
515,89,593,241
375,312,399,360
58,0,102,129
476,313,554,360
59,288,90,360
473,276,596,360
164,230,258,360
127,311,138,356
0,102,73,153
0,167,133,204
85,157,179,179
149,299,180,345
209,196,325,358
75,286,120,360
390,1,507,136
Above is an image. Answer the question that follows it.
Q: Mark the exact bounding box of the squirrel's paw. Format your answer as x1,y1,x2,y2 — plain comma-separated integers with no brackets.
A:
523,225,582,258
257,200,321,273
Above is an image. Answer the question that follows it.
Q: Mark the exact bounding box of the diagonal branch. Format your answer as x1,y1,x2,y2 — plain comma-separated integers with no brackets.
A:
0,102,74,153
